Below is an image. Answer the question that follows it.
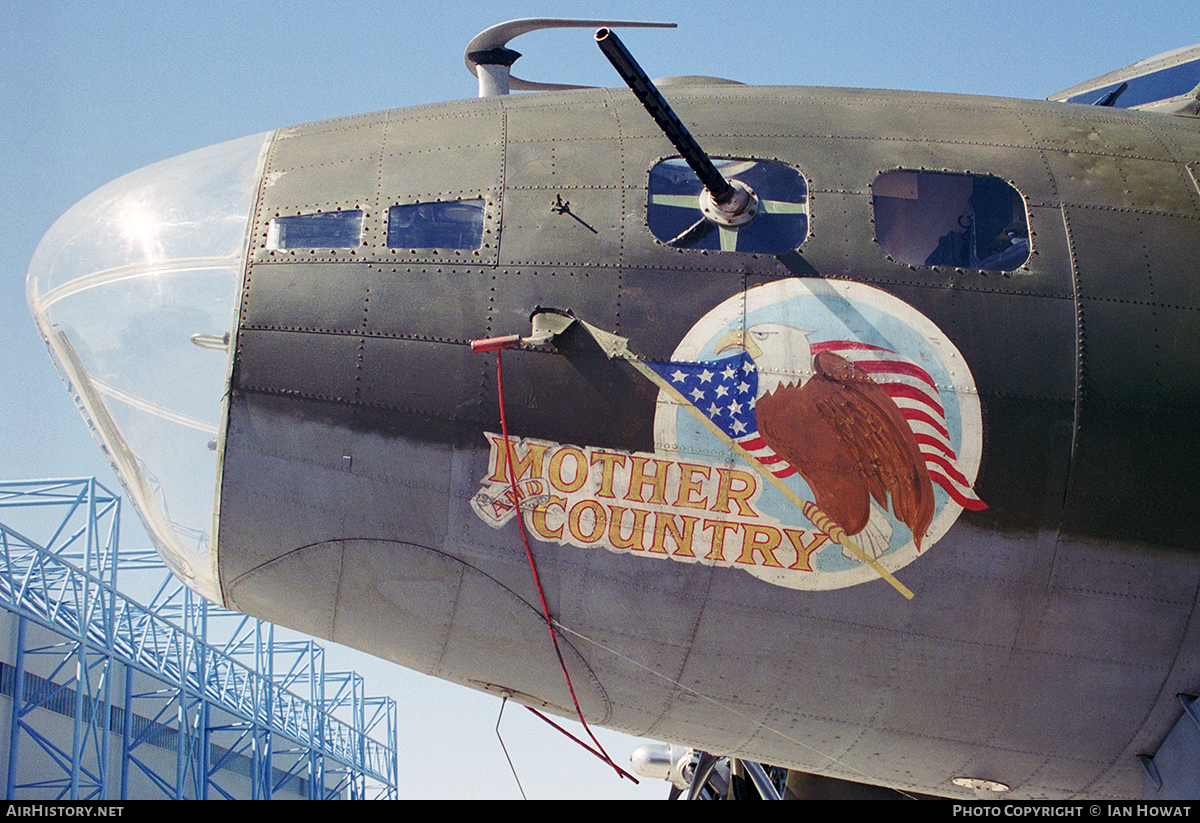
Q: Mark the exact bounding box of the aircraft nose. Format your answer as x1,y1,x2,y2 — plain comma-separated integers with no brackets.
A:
25,131,274,602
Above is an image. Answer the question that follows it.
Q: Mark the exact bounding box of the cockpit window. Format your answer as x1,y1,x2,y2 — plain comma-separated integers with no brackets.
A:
872,171,1029,272
1064,58,1200,108
648,158,807,254
267,210,363,249
387,199,485,249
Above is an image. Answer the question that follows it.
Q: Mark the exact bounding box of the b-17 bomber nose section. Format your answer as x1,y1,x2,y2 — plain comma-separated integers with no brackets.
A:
25,131,274,602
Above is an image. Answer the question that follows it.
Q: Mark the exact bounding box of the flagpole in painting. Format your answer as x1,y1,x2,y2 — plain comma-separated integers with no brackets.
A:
570,318,916,601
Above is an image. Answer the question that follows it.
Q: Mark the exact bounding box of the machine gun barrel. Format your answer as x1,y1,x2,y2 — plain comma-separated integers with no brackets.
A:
595,27,736,206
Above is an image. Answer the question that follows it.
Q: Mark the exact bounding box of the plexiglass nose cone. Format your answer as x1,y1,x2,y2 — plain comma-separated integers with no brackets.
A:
26,131,273,602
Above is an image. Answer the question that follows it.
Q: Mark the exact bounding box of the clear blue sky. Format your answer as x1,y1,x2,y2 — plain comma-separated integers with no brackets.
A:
0,0,1190,800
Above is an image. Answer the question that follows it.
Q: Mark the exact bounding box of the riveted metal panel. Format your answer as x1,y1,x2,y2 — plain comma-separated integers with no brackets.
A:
241,261,370,333
330,539,461,673
885,283,1077,402
798,191,874,275
618,267,746,361
1047,151,1200,215
1020,105,1177,161
505,138,626,190
1069,207,1200,307
375,107,504,267
225,539,343,640
1079,298,1200,408
1139,114,1200,170
359,263,493,342
504,92,621,143
357,335,485,421
486,265,620,339
474,351,657,454
1067,206,1200,410
373,195,501,268
235,327,362,402
498,186,625,267
1015,204,1074,295
379,109,504,198
703,87,1036,143
277,108,392,139
438,566,611,721
817,140,1057,206
260,117,387,217
218,392,456,583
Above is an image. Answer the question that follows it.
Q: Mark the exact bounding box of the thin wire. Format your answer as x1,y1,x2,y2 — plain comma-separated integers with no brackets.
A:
495,696,527,800
551,620,918,799
485,340,914,799
493,348,632,782
524,706,638,783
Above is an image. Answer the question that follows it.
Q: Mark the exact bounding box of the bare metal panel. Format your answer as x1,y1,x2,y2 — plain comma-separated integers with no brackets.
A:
235,328,362,402
486,265,623,341
1048,152,1200,215
224,538,343,640
1069,207,1200,308
360,263,494,342
1020,106,1178,161
262,118,387,215
328,539,461,673
357,336,485,419
505,92,619,142
218,392,455,584
498,187,626,267
618,268,747,361
241,262,372,332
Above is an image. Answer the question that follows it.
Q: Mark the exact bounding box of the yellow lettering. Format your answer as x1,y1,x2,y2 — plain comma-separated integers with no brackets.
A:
649,512,698,557
702,519,741,562
737,524,785,567
548,446,587,493
568,499,607,543
608,506,651,551
487,435,549,483
624,456,671,505
530,496,567,540
712,467,758,516
672,463,711,509
784,528,831,571
588,452,627,498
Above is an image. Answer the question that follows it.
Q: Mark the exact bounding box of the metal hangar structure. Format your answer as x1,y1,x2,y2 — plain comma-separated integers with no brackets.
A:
0,477,398,800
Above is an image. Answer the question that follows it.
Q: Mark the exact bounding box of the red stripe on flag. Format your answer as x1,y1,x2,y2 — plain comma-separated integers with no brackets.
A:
929,469,988,510
923,451,973,488
880,382,945,417
914,432,954,457
903,408,950,440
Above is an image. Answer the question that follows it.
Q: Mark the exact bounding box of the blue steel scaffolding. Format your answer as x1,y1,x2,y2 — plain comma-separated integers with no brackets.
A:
0,478,398,799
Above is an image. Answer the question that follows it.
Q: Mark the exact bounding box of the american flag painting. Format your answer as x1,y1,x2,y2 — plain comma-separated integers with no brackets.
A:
646,339,986,514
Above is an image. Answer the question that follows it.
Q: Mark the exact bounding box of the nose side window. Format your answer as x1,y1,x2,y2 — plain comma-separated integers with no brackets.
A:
386,200,485,249
648,158,808,254
872,171,1029,272
267,210,363,249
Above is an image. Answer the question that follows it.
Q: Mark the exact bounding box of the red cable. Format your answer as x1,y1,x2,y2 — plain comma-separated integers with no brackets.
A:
525,706,638,783
493,348,635,783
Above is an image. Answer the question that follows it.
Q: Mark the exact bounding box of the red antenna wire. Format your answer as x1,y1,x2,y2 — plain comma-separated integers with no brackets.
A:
489,345,636,784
